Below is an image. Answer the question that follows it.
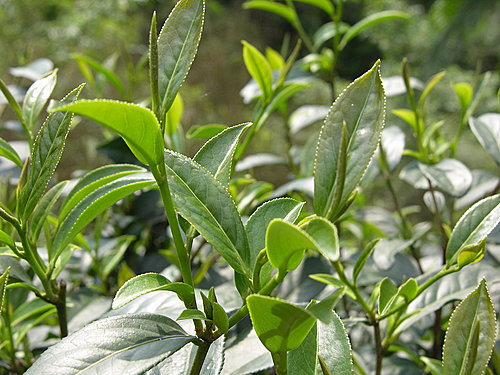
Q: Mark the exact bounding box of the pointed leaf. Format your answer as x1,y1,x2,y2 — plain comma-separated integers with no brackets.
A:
314,61,385,219
246,198,304,271
53,100,163,165
22,69,57,130
25,313,196,375
242,40,274,100
17,84,83,220
0,267,9,313
165,93,184,135
247,294,317,353
469,114,500,165
164,150,250,276
0,137,22,167
446,194,500,266
52,173,155,262
212,302,229,333
177,309,207,321
419,159,472,197
158,0,205,117
194,123,251,185
442,279,496,375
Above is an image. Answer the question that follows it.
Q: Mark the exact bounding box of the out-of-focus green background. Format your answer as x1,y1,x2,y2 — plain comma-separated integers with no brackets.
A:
1,0,499,184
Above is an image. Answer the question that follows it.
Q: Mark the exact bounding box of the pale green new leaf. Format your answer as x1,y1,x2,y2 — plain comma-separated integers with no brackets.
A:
246,198,304,271
158,0,205,117
22,69,57,130
314,61,385,219
60,164,145,220
338,11,409,50
302,216,339,262
164,150,250,276
194,122,251,186
212,302,229,333
0,137,22,167
25,313,196,375
243,1,298,26
165,93,184,135
442,279,496,375
17,84,84,220
52,100,164,165
446,194,500,266
418,72,446,108
51,173,155,262
242,40,274,100
247,294,317,353
112,272,194,309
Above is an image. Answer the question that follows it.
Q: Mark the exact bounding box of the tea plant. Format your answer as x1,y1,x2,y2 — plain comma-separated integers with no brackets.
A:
0,0,499,374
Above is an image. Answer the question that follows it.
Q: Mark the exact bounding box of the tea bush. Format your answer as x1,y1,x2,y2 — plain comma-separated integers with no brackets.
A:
0,0,499,374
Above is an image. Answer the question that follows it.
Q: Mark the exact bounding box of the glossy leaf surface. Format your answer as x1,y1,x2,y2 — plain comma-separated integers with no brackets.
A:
242,40,273,100
469,113,500,165
22,69,57,130
419,159,472,197
302,216,339,262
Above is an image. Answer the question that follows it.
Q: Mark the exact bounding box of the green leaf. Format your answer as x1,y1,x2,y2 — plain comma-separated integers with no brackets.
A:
442,279,497,375
177,309,207,321
314,61,385,220
266,47,285,70
456,238,486,269
30,180,68,242
51,173,155,262
52,100,164,165
17,84,84,220
352,239,380,284
243,1,298,26
0,267,9,313
306,289,345,324
187,124,227,139
380,278,418,317
165,93,184,135
158,0,205,117
242,40,274,100
71,53,125,94
194,123,251,186
313,22,350,48
247,294,317,353
378,277,397,315
293,0,334,16
60,164,145,220
164,150,250,276
212,302,229,333
418,72,446,108
25,313,196,375
246,198,304,271
22,69,57,130
419,159,472,197
301,216,339,262
288,323,318,375
392,108,418,132
453,83,473,111
338,11,409,50
0,230,16,250
0,137,22,167
101,235,135,280
446,194,500,267
469,114,500,165
266,219,316,272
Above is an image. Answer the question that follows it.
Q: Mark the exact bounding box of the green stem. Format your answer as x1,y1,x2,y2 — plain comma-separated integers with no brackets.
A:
374,321,383,375
55,280,68,338
189,341,211,375
272,351,288,375
252,249,268,291
1,294,17,368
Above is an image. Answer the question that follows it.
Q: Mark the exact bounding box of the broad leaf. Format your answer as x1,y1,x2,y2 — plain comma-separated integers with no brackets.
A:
242,40,274,100
113,273,194,309
164,150,250,276
302,216,340,262
22,69,57,130
60,164,145,220
469,114,500,165
158,0,205,117
0,137,22,167
314,61,385,220
288,324,317,375
194,123,250,185
338,11,409,50
53,100,164,165
442,279,496,375
419,159,472,197
247,294,317,353
446,194,500,266
52,173,155,262
25,313,196,375
17,84,83,220
246,198,304,271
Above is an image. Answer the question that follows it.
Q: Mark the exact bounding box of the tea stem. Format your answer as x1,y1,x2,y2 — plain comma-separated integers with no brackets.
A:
189,341,211,375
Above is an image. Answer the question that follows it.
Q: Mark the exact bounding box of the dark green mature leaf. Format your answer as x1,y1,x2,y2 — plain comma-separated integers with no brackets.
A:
242,40,274,100
194,123,250,186
53,100,164,165
442,279,496,375
25,313,196,375
288,324,318,375
212,301,229,333
51,173,155,262
0,267,9,313
419,159,472,197
469,114,500,165
314,61,385,220
112,273,194,309
247,294,317,353
338,11,409,50
60,164,145,220
446,194,500,266
164,150,250,276
158,0,205,117
22,69,57,130
246,198,304,271
17,84,83,220
30,180,68,242
0,137,22,167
